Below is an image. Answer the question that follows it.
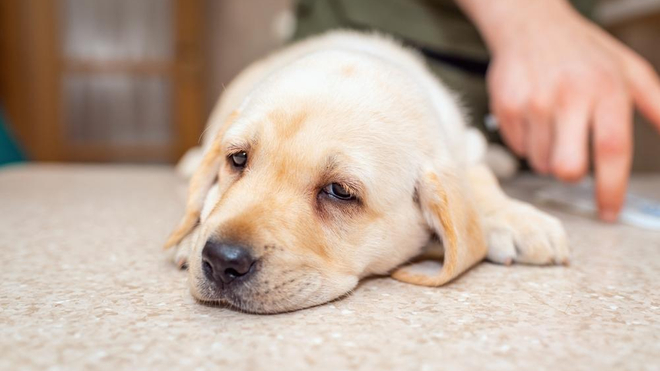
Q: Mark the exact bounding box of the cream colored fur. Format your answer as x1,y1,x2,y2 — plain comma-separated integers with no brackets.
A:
166,30,569,313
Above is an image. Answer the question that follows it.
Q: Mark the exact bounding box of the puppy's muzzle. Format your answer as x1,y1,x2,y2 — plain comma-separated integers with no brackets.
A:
202,240,256,286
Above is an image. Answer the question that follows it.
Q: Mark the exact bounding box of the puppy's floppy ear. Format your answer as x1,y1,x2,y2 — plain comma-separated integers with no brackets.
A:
163,112,238,249
392,166,487,286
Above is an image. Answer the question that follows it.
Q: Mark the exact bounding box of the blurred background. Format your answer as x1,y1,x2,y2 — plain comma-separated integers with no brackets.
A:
0,0,658,168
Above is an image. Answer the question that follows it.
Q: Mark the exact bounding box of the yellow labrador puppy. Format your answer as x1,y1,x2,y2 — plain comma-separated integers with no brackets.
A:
166,31,568,313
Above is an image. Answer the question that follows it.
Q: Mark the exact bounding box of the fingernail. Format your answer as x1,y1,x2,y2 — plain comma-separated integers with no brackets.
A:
599,210,619,223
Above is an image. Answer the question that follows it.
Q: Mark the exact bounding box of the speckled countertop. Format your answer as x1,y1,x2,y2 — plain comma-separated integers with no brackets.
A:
1,164,659,371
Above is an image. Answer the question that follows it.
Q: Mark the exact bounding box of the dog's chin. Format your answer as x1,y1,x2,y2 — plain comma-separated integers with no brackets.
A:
188,272,359,314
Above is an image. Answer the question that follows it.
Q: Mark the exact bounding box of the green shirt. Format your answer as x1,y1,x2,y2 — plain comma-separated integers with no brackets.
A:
292,0,596,135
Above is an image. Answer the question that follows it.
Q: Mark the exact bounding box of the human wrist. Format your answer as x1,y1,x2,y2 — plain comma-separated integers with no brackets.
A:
455,0,579,54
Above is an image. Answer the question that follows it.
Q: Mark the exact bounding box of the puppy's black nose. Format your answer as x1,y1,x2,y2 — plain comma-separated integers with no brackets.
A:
202,241,255,284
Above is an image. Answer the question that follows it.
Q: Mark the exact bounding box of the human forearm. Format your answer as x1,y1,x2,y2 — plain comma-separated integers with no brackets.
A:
453,0,582,53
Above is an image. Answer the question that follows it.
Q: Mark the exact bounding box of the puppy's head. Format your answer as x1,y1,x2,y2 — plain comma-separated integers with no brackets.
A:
165,52,486,313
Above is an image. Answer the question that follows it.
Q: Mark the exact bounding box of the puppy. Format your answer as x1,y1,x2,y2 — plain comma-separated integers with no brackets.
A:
165,31,568,314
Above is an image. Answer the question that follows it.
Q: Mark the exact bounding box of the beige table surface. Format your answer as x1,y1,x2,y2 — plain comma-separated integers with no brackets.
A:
1,164,659,371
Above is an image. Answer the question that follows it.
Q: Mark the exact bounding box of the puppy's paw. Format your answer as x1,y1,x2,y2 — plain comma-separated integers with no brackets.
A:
484,200,569,266
172,243,190,269
165,228,196,270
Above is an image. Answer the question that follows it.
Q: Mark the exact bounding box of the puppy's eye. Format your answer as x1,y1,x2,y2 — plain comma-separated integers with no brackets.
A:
230,151,248,169
323,183,355,201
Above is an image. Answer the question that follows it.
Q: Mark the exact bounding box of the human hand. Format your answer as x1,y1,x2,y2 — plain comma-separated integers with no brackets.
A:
457,0,660,221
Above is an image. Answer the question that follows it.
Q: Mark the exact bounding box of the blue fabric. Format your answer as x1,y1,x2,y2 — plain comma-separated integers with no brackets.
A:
0,109,25,165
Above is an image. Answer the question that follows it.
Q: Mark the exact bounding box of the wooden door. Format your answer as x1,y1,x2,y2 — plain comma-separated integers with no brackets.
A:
0,0,205,163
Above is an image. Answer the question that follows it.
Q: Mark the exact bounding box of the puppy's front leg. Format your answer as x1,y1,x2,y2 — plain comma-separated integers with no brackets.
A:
467,164,569,265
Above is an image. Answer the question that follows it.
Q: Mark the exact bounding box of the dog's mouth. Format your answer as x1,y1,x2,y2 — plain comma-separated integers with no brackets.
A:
191,264,326,313
194,284,320,314
192,277,254,312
